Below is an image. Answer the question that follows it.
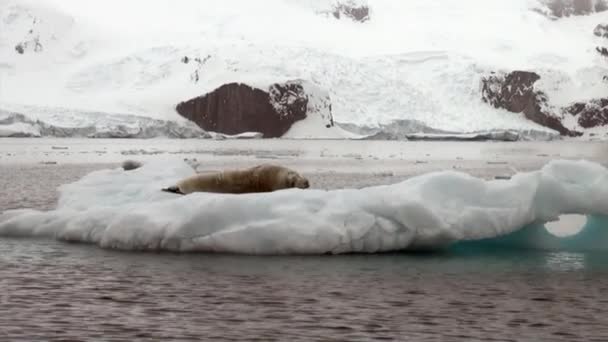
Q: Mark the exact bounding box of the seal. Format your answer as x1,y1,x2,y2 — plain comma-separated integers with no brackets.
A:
162,164,310,195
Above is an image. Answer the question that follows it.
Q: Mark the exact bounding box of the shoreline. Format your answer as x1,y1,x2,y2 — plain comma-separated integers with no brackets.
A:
1,138,606,165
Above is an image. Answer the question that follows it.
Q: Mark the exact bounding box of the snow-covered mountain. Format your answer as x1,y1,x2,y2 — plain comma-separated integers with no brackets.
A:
0,0,607,139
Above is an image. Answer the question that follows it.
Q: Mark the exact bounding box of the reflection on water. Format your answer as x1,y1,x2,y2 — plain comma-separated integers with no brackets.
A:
2,239,608,341
544,252,586,272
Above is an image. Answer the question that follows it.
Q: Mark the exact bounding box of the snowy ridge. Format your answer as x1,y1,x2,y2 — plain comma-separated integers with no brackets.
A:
284,80,358,139
1,159,607,254
346,120,560,141
0,0,607,138
0,0,74,56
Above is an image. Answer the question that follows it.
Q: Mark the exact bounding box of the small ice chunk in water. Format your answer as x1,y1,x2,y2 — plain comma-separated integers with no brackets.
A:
121,160,143,171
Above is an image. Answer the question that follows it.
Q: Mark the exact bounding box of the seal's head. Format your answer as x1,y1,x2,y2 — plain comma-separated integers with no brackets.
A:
286,171,310,189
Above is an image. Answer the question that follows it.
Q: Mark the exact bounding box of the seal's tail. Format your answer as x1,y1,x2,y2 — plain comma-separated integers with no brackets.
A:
162,186,185,195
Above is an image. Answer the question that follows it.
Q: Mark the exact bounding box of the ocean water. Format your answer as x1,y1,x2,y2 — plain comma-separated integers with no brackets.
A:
1,139,608,340
2,238,608,341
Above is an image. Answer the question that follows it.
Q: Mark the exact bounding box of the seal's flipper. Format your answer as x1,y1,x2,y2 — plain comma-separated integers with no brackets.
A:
162,186,185,195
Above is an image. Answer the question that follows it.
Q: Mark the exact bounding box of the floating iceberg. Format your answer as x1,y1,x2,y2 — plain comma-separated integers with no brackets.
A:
1,159,607,254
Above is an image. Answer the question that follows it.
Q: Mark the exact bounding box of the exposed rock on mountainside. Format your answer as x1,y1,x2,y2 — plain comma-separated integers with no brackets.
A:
565,98,608,128
3,3,74,55
540,0,608,18
176,81,335,138
481,71,581,136
596,24,608,57
332,1,370,22
595,23,608,38
176,82,306,138
482,70,608,135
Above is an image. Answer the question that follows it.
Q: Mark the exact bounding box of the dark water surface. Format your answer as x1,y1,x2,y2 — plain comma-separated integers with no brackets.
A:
2,239,608,341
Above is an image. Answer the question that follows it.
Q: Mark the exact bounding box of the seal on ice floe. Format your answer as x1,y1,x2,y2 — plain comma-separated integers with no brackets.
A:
162,164,310,195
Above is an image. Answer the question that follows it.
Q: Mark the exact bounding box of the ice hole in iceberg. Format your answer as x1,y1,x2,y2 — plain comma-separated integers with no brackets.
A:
0,158,607,255
545,214,586,237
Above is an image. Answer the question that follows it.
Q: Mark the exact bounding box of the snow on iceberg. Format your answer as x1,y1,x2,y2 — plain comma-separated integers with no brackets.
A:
1,159,608,255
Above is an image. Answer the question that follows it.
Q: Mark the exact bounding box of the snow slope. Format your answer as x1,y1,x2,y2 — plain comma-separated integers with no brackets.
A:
0,0,607,137
1,158,608,254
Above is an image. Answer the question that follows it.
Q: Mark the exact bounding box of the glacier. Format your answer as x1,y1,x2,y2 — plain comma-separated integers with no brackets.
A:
0,108,209,138
0,158,607,254
1,0,607,138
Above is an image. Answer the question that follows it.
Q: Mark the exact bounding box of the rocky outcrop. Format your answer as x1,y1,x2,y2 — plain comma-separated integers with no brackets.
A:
332,1,370,22
596,24,608,57
176,81,333,138
181,55,211,83
14,38,42,55
597,0,608,12
481,71,541,113
481,71,581,136
595,24,608,38
481,70,608,136
565,98,608,128
541,0,608,18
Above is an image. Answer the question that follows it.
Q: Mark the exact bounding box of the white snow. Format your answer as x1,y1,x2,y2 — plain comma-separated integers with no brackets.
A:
0,0,607,137
1,158,607,254
284,80,358,139
209,131,265,140
0,122,40,137
0,107,210,138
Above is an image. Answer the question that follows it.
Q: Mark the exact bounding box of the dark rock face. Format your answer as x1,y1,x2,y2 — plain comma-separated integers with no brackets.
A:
597,46,608,57
543,0,608,17
481,71,581,136
595,24,608,38
597,0,608,11
481,70,608,135
332,1,370,22
175,82,310,138
482,71,541,113
565,98,608,128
